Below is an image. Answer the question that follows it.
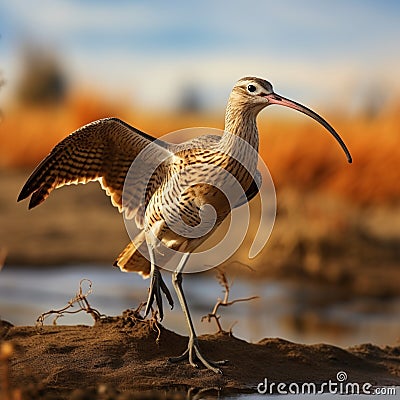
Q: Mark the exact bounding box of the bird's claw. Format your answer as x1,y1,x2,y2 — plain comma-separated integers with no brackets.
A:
144,268,173,321
168,339,227,374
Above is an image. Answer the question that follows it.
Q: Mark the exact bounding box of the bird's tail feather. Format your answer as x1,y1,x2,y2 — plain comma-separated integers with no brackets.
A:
113,231,151,278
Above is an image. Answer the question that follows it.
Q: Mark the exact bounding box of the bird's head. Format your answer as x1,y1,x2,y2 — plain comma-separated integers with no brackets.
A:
230,76,352,163
231,77,275,110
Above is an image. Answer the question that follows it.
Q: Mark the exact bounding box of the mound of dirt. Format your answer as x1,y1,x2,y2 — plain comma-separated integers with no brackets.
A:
1,315,399,399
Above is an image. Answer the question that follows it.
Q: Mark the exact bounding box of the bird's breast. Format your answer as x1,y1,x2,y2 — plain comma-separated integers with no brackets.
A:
143,150,255,249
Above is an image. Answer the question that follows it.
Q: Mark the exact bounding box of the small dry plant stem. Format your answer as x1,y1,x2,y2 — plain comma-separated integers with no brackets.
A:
149,310,162,344
202,268,258,333
36,279,104,326
140,305,162,344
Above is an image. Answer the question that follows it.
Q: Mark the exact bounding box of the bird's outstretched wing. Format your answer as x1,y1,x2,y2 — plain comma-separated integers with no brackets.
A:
17,117,170,217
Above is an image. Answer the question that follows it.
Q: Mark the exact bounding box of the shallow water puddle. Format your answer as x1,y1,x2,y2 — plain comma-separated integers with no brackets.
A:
1,264,399,347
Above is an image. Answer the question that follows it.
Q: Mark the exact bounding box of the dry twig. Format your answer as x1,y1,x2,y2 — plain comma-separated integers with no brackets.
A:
202,268,258,334
149,310,162,344
118,304,162,344
36,279,104,327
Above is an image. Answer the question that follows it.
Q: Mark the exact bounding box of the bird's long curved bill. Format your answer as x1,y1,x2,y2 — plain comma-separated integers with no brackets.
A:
267,93,352,163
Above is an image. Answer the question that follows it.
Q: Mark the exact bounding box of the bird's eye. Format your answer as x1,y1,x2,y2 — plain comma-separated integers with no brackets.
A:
247,84,257,93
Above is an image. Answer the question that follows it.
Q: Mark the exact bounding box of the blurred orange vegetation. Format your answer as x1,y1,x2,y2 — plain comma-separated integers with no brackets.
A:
0,90,399,205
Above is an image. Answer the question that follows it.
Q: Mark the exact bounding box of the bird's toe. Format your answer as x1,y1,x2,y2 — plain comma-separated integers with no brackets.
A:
169,339,225,374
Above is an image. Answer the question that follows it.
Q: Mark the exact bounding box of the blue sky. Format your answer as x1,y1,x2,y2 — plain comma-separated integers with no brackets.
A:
1,0,400,111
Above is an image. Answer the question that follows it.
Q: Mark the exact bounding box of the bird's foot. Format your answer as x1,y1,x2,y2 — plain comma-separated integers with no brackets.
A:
168,338,228,374
144,268,173,321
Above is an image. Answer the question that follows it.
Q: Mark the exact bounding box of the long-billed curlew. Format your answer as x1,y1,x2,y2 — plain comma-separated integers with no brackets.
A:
18,77,352,373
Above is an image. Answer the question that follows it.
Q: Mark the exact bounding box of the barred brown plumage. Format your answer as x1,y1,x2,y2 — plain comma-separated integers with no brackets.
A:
18,77,351,373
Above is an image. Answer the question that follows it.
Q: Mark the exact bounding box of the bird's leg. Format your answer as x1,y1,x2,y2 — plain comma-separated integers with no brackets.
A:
143,245,173,321
169,253,227,373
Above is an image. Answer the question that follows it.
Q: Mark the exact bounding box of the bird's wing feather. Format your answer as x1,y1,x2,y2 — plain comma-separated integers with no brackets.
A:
234,170,262,208
17,117,171,217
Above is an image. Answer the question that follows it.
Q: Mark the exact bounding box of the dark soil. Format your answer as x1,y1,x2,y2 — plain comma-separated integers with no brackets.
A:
1,316,399,399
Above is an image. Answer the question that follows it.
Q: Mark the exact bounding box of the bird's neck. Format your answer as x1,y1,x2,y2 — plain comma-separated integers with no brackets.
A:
219,100,260,179
221,100,259,152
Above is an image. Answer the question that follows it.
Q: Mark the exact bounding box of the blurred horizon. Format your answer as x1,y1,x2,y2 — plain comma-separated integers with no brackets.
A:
1,1,400,114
